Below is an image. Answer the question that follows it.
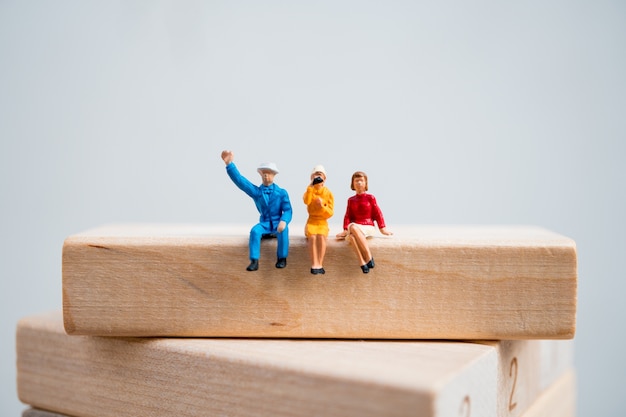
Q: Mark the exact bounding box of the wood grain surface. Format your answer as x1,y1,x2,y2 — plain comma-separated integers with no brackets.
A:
62,224,577,339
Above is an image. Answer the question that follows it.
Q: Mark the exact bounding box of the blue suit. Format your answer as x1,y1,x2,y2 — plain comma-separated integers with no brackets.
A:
225,162,292,260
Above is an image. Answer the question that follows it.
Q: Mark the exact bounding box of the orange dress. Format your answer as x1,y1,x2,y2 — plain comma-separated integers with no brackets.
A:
303,186,334,236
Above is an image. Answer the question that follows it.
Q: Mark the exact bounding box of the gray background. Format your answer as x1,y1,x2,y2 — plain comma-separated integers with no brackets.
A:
1,1,624,416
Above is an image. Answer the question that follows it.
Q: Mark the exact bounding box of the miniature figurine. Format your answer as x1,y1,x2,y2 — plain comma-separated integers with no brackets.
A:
336,171,392,273
221,150,293,271
303,165,334,275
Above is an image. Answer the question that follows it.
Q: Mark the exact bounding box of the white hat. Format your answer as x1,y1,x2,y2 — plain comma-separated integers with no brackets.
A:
311,165,326,179
257,162,279,174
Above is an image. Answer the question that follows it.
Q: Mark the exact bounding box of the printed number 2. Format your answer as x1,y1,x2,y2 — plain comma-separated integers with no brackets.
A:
509,357,518,412
459,395,470,417
459,357,517,417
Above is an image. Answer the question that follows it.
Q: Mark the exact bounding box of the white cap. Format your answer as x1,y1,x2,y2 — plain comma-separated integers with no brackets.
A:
311,165,326,179
257,162,279,174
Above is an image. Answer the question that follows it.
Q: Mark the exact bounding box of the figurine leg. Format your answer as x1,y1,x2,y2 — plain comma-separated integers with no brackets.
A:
276,225,289,267
249,224,265,261
276,226,289,259
307,235,318,268
308,234,326,271
348,234,367,264
348,224,372,272
316,235,327,268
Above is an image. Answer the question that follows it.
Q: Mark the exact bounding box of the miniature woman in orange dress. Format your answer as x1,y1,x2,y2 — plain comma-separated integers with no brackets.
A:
336,171,392,273
303,165,334,274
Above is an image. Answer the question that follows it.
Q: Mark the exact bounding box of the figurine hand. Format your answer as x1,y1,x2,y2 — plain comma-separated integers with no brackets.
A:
380,227,393,236
336,230,348,239
221,150,234,165
277,220,287,233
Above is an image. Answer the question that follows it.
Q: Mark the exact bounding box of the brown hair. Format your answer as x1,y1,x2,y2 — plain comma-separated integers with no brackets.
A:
350,171,368,191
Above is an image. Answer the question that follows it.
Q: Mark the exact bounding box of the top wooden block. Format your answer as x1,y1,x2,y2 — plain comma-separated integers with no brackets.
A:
62,224,577,339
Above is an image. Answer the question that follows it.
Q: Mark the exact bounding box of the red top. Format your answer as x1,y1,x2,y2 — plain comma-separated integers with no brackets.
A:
342,193,386,230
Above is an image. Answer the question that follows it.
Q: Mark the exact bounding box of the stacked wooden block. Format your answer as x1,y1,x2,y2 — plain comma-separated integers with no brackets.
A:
16,224,577,417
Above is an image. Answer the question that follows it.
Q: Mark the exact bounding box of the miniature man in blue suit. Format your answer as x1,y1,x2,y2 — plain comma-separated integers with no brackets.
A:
221,150,292,271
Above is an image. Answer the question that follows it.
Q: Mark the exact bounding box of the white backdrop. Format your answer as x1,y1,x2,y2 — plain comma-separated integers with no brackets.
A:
1,1,624,416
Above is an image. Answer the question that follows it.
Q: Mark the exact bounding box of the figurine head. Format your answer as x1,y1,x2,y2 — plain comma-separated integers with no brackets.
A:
257,162,279,186
311,165,327,184
350,171,368,192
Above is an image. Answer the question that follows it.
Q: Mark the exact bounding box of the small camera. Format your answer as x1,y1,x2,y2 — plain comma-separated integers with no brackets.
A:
312,176,324,185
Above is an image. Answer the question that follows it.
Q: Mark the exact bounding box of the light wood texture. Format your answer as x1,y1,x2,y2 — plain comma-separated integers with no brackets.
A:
17,311,573,417
19,373,576,417
478,340,574,417
518,369,576,417
20,372,575,417
62,223,577,339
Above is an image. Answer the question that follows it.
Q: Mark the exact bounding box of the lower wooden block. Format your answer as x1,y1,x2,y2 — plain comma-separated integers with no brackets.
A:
20,370,576,417
18,311,573,417
485,339,574,417
519,369,576,417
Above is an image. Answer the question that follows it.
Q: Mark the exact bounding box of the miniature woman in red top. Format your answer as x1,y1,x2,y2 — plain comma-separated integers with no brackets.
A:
336,171,392,273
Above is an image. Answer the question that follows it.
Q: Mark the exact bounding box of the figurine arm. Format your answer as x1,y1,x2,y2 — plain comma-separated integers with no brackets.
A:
279,189,293,226
370,195,392,234
336,200,351,237
320,190,334,219
302,186,315,205
342,199,353,230
225,162,258,199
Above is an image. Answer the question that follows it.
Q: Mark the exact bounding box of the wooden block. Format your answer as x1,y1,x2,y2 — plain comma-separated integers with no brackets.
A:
537,340,575,391
517,369,576,417
17,311,573,417
62,224,577,339
476,340,574,417
19,373,576,417
20,372,576,417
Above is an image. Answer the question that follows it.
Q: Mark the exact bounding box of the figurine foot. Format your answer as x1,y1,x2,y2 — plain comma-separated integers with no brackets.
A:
360,264,370,273
246,260,259,271
310,268,325,275
275,258,287,268
367,258,375,269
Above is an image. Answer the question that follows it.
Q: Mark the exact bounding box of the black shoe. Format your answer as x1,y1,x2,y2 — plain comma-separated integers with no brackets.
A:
367,258,375,269
310,268,326,275
361,264,369,273
246,260,259,271
275,258,287,268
